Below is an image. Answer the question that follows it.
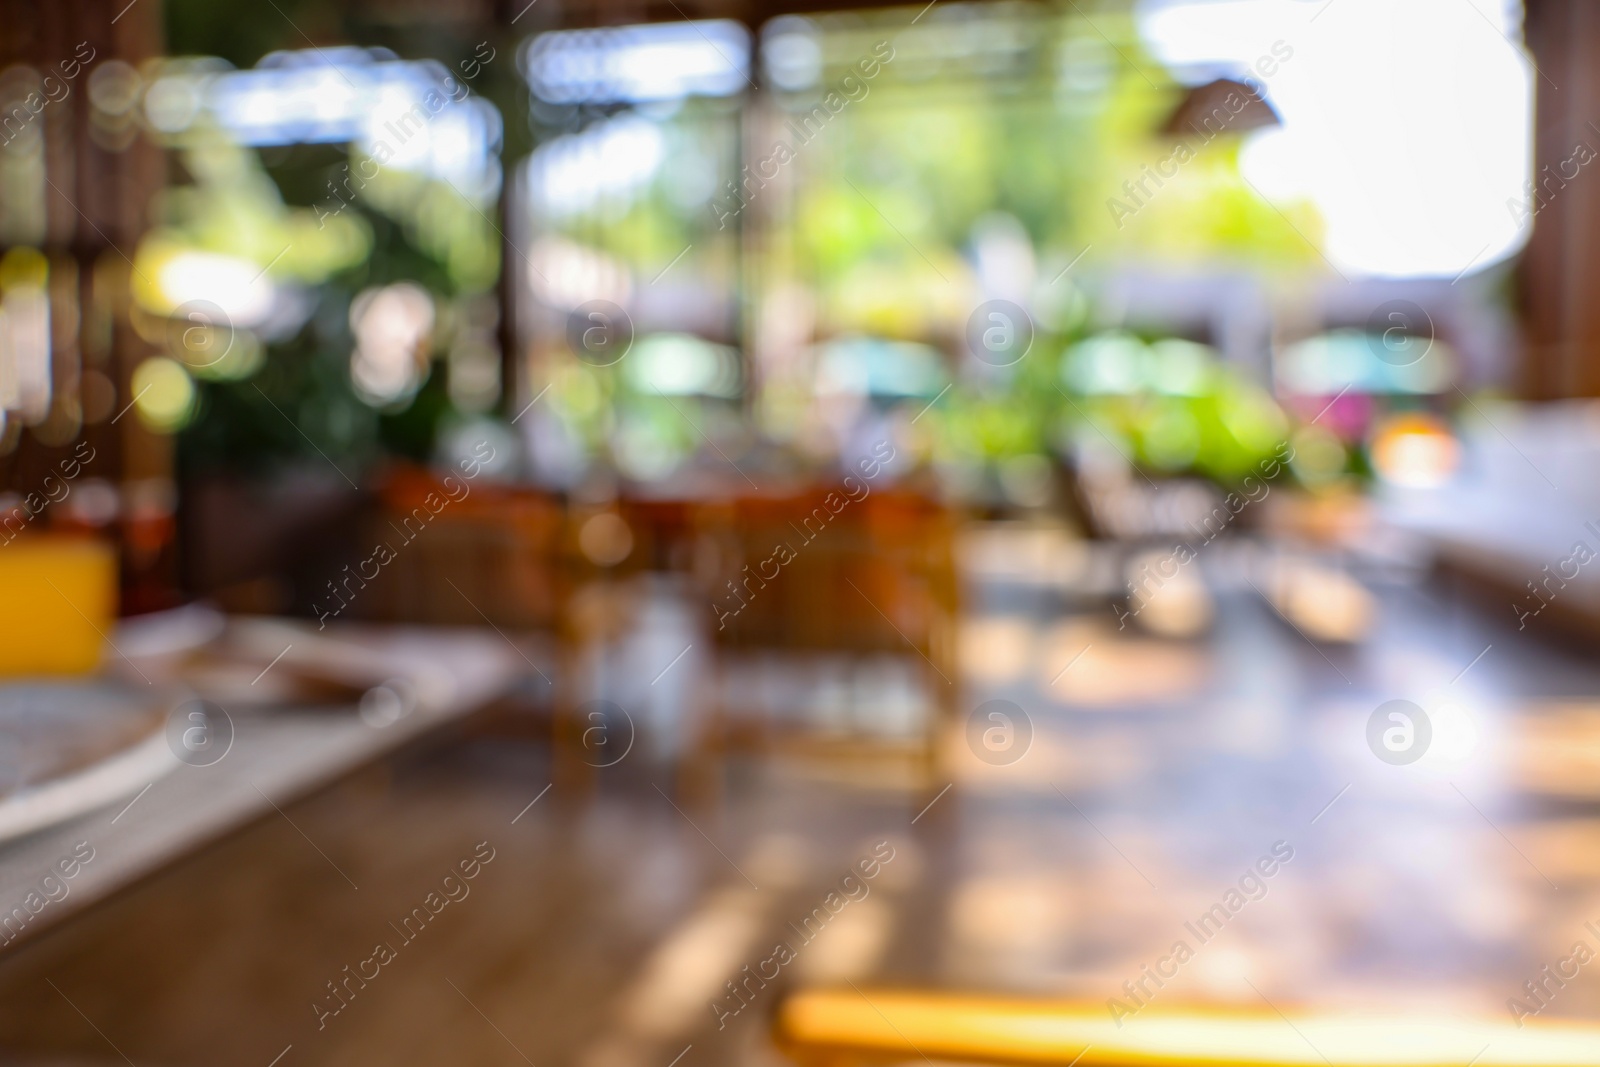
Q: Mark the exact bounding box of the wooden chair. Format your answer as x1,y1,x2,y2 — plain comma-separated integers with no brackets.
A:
361,464,566,631
688,486,959,790
774,988,1600,1067
358,465,616,779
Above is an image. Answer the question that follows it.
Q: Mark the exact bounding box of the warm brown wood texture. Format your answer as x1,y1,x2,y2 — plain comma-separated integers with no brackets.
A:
1521,0,1600,398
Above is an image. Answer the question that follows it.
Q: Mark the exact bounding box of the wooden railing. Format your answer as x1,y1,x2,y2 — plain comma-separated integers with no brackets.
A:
775,989,1600,1067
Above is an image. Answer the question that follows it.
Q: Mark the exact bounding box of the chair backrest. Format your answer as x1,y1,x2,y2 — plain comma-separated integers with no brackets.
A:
360,466,566,630
695,487,957,657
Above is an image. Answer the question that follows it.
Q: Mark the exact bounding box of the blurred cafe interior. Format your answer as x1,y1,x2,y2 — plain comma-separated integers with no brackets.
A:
9,0,1600,1064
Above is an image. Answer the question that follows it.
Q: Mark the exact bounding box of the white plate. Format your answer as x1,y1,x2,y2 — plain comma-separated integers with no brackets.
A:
0,728,178,845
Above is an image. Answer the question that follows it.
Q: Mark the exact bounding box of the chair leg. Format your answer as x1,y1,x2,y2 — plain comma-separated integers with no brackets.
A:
678,653,727,804
552,638,596,796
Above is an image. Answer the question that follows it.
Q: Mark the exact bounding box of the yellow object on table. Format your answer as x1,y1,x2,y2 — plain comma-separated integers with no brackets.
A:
775,989,1600,1067
0,537,117,677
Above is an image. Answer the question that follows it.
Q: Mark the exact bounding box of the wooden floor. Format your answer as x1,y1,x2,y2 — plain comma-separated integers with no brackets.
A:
0,738,943,1067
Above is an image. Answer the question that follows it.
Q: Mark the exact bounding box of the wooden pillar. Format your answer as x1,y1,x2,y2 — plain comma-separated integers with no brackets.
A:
0,0,173,612
1521,0,1600,398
